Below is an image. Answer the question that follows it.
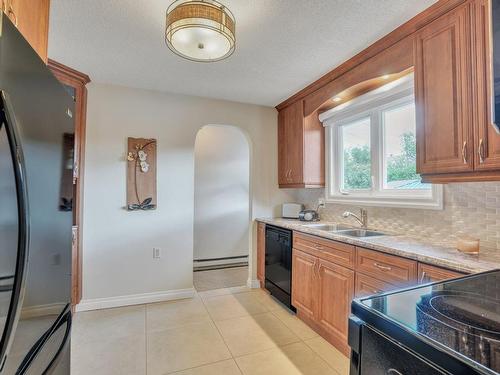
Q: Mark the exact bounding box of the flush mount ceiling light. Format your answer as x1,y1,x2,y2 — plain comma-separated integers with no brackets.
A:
165,0,236,62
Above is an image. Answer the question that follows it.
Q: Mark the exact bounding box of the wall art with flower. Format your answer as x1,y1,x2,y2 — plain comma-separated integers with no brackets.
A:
126,137,157,211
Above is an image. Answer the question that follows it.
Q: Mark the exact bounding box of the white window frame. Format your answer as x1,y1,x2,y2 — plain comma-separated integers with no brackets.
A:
320,75,443,210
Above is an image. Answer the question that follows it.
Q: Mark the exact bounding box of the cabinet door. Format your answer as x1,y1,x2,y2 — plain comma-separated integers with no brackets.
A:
257,223,265,286
278,101,304,186
418,263,464,283
291,249,316,319
472,0,500,170
316,259,354,344
6,0,50,62
415,4,474,175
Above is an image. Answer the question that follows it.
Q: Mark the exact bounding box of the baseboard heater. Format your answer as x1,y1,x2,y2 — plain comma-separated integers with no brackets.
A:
193,255,248,271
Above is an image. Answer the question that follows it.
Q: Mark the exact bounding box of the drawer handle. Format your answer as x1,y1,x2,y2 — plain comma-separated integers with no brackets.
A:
387,369,404,375
373,262,392,271
419,271,428,283
314,244,324,250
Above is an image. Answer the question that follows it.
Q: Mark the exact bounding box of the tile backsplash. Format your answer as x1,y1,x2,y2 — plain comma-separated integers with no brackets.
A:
291,182,500,251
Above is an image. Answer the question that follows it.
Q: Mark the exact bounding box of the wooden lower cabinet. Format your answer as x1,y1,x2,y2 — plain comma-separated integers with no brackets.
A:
316,259,354,347
356,247,417,286
418,263,464,283
291,249,317,319
292,248,354,355
355,273,394,298
257,222,266,287
287,230,470,358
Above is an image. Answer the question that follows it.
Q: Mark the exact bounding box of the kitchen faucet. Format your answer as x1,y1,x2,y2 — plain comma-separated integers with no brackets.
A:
342,208,368,228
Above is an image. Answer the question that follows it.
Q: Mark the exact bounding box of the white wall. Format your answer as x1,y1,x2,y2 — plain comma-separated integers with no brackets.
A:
81,83,295,307
194,126,250,261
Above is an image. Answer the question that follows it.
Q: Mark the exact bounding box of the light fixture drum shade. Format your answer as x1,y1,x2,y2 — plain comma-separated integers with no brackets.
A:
165,0,236,62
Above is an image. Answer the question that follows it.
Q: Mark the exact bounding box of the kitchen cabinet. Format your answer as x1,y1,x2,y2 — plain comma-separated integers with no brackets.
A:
471,0,500,171
292,247,354,355
2,0,50,62
316,259,354,345
278,101,324,188
291,249,317,320
418,263,464,283
280,227,472,357
49,60,90,308
355,273,394,298
356,247,418,286
257,222,265,287
294,232,355,269
415,2,473,176
416,0,500,182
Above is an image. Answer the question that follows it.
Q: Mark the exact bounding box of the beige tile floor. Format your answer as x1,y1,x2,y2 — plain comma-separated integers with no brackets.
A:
193,266,249,291
71,287,350,375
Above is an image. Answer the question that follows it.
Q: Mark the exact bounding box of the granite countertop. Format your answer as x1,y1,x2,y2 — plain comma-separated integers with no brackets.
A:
257,218,500,274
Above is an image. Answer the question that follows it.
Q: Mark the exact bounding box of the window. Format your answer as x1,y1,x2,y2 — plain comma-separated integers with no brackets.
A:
321,74,442,209
341,117,371,190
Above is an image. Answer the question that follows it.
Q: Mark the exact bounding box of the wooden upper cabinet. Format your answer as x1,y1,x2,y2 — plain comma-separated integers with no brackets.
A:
278,100,324,188
415,3,473,175
416,0,500,182
472,0,500,171
2,0,50,62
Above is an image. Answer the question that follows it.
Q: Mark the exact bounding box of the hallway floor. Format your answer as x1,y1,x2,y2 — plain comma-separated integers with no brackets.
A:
193,266,249,291
71,287,349,375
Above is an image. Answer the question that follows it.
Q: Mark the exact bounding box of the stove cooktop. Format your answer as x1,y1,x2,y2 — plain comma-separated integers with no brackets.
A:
358,270,500,374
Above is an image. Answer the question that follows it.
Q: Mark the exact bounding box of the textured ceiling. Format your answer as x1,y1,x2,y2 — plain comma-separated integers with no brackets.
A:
48,0,436,106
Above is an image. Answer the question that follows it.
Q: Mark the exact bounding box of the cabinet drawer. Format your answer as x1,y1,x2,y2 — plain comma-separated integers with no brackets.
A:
356,247,417,286
355,273,395,298
294,232,355,269
418,263,465,283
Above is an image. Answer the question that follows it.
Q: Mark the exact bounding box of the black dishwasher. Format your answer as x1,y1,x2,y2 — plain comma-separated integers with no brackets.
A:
265,225,294,311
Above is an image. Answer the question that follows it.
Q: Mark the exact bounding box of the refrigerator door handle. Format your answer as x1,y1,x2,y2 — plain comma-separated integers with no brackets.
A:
0,95,30,373
40,310,72,375
15,306,72,375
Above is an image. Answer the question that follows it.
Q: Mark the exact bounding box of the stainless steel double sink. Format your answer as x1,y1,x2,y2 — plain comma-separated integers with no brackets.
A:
301,223,387,238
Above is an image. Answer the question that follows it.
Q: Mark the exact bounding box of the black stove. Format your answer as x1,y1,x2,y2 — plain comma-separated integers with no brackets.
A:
350,270,500,375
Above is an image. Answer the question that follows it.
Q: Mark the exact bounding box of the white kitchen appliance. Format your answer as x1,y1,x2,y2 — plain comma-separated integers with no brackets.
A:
281,203,304,219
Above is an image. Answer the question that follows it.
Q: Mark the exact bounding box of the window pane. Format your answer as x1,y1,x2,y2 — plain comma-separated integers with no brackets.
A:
383,103,430,190
341,117,371,190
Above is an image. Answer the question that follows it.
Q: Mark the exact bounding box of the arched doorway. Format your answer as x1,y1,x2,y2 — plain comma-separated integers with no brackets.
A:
193,125,251,291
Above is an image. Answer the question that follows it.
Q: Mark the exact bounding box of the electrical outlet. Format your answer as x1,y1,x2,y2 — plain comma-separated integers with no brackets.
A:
153,248,161,259
51,253,61,266
318,197,326,207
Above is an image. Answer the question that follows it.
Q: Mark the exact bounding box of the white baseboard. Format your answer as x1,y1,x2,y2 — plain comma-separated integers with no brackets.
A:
76,288,196,312
247,278,261,289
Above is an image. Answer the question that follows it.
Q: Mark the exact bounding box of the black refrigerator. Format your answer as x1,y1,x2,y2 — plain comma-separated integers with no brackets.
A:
0,14,74,375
